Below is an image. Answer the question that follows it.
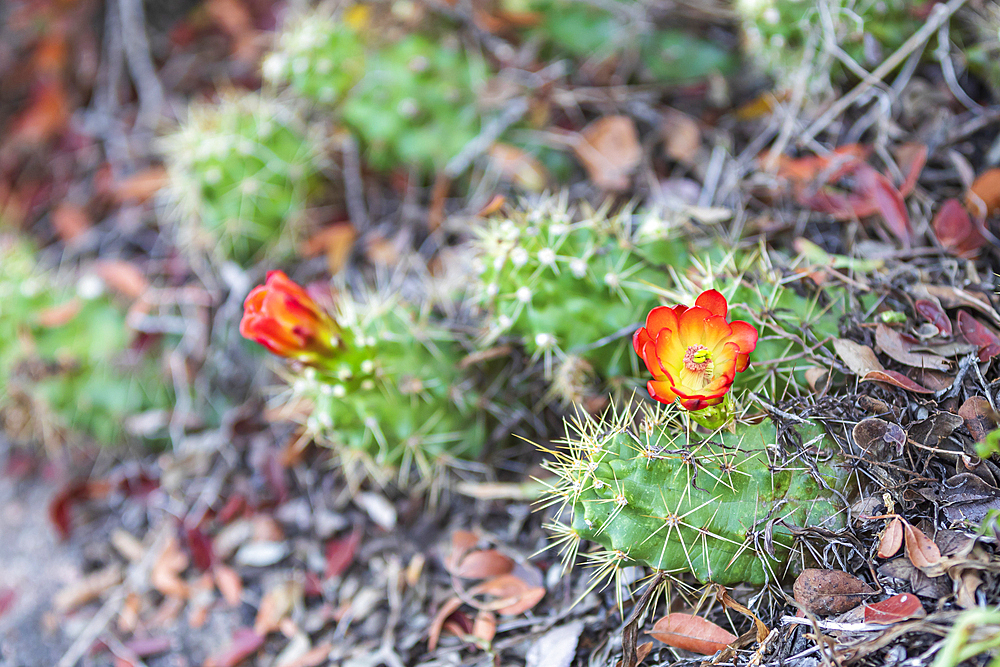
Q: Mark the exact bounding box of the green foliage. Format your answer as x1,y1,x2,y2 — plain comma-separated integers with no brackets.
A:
286,290,486,484
517,0,737,83
543,402,850,586
267,11,487,172
161,93,321,267
0,238,172,447
737,0,922,90
470,200,687,402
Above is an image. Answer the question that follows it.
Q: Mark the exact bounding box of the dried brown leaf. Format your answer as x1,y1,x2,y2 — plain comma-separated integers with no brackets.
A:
833,338,884,376
878,518,904,559
861,370,934,394
875,323,949,371
650,613,736,655
427,596,463,652
449,549,515,579
793,569,874,615
472,610,497,644
903,522,941,569
574,116,642,191
958,397,998,443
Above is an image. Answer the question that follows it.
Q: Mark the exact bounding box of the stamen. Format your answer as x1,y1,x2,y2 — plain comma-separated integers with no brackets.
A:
683,345,711,372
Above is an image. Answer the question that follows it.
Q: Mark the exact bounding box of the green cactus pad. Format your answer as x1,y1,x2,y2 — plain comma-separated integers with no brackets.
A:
160,93,321,267
472,201,687,401
543,403,851,585
0,237,172,447
287,290,486,483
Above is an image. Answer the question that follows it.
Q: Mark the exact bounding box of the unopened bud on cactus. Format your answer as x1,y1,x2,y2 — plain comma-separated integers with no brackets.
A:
241,271,486,483
240,271,341,363
542,402,850,586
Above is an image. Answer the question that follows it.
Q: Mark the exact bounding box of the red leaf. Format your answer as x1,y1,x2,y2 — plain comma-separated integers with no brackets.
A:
448,549,515,579
895,143,927,196
48,480,112,540
650,613,737,655
185,525,214,572
204,628,264,667
861,370,934,394
933,199,985,259
123,637,172,658
0,588,16,619
860,166,912,247
863,593,925,624
914,299,953,337
325,527,362,579
957,311,1000,361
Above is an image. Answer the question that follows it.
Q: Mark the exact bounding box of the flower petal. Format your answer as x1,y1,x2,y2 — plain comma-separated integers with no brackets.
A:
678,306,712,345
648,380,678,405
633,327,652,356
645,306,679,335
695,289,728,317
729,320,759,354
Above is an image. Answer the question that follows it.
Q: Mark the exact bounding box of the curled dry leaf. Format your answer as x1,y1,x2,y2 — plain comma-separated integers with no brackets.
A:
488,144,548,192
449,549,515,579
472,610,497,644
51,203,91,242
957,311,1000,361
661,109,701,165
933,198,985,259
852,417,906,457
967,167,1000,218
878,518,904,559
300,223,357,275
903,522,941,569
214,564,243,606
833,338,884,376
650,613,736,655
916,285,1000,325
793,569,874,615
861,370,934,394
204,628,265,667
427,596,463,652
914,299,953,337
469,573,546,615
958,397,999,443
574,116,642,192
94,260,150,301
875,323,949,371
37,299,82,328
113,166,169,203
863,593,925,624
325,527,362,580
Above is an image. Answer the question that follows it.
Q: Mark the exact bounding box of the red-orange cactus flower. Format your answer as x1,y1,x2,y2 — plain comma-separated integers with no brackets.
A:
633,289,758,411
240,270,340,361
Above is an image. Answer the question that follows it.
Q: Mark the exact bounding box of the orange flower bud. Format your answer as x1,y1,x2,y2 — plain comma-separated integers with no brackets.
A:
633,289,758,411
240,271,339,361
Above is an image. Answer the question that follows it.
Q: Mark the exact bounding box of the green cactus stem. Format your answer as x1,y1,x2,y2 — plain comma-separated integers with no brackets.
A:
542,401,851,586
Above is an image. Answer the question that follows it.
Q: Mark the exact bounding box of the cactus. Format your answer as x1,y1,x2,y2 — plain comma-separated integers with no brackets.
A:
542,401,851,586
266,9,487,173
470,200,688,403
242,272,486,485
160,92,322,267
736,0,922,91
0,237,172,448
510,0,736,84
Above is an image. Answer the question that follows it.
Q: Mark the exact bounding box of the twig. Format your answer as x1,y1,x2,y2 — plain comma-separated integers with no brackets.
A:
444,97,530,178
621,571,666,667
56,589,126,667
935,352,978,401
118,0,164,129
746,391,809,424
341,134,369,232
799,0,970,144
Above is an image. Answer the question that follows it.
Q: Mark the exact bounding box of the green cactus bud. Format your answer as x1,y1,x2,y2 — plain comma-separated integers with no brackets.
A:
542,401,851,586
160,92,321,267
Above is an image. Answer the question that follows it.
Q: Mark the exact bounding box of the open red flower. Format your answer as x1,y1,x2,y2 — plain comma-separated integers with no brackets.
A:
633,289,758,411
240,270,340,361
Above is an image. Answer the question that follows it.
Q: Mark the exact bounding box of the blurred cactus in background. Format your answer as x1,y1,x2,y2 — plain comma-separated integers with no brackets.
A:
542,402,850,587
736,0,922,92
0,237,172,449
241,271,486,486
265,7,488,173
160,92,322,267
470,199,688,403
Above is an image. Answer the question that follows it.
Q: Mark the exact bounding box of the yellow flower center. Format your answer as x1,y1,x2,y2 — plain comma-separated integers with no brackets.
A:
684,345,711,371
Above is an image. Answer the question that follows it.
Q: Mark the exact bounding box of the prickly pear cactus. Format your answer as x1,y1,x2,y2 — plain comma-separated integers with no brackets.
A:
544,403,850,585
471,200,687,402
288,291,486,483
0,237,172,447
160,92,321,267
